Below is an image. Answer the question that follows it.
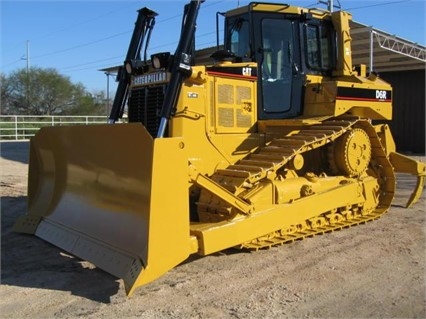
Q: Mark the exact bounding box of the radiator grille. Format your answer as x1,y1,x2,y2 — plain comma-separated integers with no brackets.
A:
128,85,165,137
218,84,234,104
218,107,234,127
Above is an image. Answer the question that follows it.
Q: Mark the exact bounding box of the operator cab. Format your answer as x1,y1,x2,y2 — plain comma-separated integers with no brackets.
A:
222,3,337,119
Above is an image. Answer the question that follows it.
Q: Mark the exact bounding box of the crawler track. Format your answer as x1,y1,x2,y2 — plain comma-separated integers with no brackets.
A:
199,119,395,249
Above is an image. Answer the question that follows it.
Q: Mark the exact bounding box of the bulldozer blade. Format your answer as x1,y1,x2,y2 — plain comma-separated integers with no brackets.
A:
389,152,426,208
14,123,193,296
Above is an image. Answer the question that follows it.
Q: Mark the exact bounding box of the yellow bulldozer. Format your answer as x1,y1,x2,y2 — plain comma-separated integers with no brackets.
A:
15,1,425,296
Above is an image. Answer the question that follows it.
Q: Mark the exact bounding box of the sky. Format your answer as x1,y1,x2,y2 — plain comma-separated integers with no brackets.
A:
1,0,425,95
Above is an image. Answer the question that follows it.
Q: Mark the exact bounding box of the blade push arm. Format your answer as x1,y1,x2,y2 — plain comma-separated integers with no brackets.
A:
157,0,203,138
108,7,158,123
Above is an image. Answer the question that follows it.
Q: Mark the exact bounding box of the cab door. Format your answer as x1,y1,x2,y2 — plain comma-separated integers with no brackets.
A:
255,16,303,119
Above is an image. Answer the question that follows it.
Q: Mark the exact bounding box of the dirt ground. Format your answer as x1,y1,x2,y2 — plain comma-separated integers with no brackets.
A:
1,140,425,319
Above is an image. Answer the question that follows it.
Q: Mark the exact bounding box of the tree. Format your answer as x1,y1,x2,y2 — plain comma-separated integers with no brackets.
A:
67,87,107,116
1,67,105,116
0,73,14,115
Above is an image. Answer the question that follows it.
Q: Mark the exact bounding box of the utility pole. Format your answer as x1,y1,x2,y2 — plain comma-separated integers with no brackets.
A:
319,0,331,11
319,0,341,12
21,40,30,107
25,40,30,108
26,40,30,73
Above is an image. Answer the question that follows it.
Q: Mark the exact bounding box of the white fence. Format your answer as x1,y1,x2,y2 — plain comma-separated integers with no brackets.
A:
0,115,108,141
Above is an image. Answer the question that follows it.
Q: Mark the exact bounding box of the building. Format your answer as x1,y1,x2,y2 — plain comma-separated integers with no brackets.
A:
351,22,425,153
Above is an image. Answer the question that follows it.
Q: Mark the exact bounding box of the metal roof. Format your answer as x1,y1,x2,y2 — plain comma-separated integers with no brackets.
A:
350,21,426,73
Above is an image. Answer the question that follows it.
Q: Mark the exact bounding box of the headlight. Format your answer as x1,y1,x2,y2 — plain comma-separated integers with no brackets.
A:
125,60,146,75
151,52,171,69
152,56,161,69
125,61,133,74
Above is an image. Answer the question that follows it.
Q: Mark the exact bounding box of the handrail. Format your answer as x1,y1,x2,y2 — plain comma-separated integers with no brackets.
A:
0,115,110,141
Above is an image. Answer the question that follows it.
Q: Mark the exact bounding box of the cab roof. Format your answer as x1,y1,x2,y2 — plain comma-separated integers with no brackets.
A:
225,2,333,20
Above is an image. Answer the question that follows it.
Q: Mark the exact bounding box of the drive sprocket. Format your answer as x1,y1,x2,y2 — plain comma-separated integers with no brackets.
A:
331,128,372,177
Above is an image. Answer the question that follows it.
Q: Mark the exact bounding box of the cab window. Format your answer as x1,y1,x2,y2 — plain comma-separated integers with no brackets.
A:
227,17,250,58
305,22,335,71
